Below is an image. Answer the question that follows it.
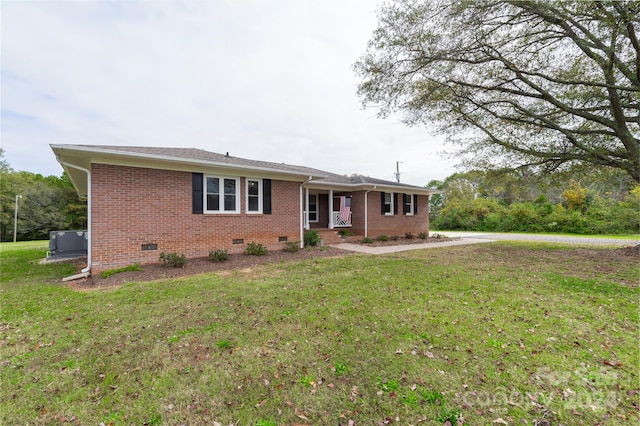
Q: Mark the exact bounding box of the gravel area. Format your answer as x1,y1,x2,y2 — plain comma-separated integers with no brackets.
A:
436,231,640,246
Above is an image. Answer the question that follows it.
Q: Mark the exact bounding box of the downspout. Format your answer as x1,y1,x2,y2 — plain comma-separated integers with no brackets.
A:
59,162,92,280
305,187,310,231
299,176,312,249
364,186,376,238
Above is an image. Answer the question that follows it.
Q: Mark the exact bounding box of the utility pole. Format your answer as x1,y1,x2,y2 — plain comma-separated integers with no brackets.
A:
395,161,403,183
13,194,22,243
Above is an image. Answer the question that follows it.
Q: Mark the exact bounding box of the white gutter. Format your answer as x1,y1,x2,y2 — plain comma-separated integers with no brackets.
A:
299,176,313,248
364,186,376,238
59,161,91,279
304,180,439,195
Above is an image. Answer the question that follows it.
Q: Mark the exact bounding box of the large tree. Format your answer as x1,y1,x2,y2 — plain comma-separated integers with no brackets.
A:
355,0,640,182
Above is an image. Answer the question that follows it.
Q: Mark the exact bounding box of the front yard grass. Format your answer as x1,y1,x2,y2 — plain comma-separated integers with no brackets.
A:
1,241,638,425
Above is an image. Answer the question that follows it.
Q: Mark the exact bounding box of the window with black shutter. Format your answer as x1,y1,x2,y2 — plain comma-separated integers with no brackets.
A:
263,179,272,214
192,173,203,214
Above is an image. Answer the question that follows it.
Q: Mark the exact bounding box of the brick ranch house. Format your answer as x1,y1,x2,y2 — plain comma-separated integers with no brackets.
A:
51,145,439,275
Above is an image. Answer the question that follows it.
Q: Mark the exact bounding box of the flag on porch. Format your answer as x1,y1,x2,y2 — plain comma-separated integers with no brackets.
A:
339,196,351,222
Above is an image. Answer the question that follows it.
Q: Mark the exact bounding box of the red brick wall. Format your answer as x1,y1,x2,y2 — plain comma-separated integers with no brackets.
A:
91,164,301,272
351,190,430,237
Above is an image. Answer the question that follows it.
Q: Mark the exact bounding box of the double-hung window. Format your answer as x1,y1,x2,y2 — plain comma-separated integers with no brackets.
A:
246,178,262,213
383,192,394,215
404,194,415,215
205,176,239,213
308,194,318,222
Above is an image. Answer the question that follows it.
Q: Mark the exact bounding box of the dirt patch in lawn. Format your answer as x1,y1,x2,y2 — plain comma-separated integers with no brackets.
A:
66,246,352,291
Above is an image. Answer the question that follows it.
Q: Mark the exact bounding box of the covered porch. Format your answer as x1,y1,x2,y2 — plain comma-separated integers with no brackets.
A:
303,189,353,230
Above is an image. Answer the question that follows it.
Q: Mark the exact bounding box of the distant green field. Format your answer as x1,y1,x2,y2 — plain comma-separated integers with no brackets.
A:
1,241,638,425
0,240,48,252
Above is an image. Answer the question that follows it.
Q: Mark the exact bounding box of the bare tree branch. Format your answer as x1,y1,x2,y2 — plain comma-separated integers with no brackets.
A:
355,0,640,182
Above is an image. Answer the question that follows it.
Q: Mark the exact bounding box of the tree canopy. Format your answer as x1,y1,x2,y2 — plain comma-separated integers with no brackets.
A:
0,150,86,241
355,0,640,182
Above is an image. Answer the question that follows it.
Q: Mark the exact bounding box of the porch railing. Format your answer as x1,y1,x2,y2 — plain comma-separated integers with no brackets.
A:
332,211,352,228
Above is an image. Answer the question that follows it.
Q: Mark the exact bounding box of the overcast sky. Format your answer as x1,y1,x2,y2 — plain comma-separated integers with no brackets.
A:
2,0,456,186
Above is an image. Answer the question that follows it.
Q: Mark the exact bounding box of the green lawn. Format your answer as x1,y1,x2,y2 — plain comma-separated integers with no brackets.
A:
1,240,638,425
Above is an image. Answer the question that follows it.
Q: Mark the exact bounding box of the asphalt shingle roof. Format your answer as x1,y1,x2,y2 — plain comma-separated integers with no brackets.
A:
68,145,428,190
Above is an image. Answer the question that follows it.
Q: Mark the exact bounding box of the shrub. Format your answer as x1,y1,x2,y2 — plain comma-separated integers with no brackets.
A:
361,237,374,244
159,252,186,268
389,235,399,241
282,241,300,253
376,235,389,241
245,242,268,256
507,202,539,231
303,230,321,247
209,249,228,262
482,211,507,231
404,232,414,239
418,232,428,239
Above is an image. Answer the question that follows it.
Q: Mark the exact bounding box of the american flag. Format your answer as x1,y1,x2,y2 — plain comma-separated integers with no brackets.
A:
339,196,351,222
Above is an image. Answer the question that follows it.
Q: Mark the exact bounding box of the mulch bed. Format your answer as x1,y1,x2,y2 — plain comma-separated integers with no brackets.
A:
67,246,352,290
65,237,454,290
341,236,456,247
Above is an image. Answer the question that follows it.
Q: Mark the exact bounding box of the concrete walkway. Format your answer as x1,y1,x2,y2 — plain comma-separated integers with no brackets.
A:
333,237,494,254
333,231,639,254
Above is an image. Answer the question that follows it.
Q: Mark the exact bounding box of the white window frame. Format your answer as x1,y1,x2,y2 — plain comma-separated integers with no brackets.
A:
204,175,240,214
405,194,414,216
246,178,263,214
308,194,318,223
384,192,394,216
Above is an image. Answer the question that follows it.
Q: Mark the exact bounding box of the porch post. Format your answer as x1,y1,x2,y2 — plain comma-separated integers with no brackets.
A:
364,190,369,238
304,187,310,230
328,189,334,229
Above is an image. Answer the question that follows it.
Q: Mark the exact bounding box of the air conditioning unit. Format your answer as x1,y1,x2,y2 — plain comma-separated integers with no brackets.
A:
47,230,88,259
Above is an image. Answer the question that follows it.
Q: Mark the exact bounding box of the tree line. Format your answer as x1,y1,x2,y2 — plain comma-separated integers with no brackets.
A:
428,167,639,234
0,149,86,242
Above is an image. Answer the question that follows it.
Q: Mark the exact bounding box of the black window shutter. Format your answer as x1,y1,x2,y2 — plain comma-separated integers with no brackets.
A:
381,192,386,215
263,179,272,214
393,192,398,215
192,173,203,214
414,194,418,215
403,194,408,215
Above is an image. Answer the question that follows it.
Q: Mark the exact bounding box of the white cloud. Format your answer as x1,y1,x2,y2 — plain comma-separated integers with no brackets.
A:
1,0,455,185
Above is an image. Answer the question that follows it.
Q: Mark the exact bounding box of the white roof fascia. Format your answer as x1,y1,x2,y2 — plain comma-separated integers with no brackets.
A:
304,181,438,195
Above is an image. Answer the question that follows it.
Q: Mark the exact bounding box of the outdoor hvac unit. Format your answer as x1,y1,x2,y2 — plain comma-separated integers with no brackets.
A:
47,230,88,259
